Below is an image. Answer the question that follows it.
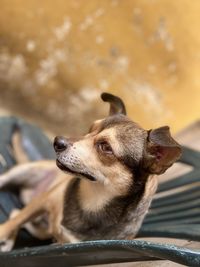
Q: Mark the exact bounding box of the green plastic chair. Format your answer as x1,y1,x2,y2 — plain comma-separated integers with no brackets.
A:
0,117,199,266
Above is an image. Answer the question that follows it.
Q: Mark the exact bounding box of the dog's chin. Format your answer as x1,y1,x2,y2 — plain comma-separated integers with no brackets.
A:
56,160,96,182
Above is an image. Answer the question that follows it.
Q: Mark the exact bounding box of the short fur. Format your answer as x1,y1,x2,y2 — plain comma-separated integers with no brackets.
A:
0,93,182,251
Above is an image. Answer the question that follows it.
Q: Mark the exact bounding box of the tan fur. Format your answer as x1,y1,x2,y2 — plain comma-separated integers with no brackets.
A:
12,131,29,164
79,172,131,213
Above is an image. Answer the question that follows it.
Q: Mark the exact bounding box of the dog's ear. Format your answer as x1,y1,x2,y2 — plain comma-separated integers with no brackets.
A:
143,126,182,174
101,92,126,116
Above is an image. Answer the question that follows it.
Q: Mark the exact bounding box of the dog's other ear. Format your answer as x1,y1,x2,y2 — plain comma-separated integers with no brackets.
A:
101,92,126,116
144,126,182,174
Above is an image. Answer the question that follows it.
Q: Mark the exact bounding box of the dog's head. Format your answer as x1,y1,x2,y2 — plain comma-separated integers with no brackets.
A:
54,93,182,193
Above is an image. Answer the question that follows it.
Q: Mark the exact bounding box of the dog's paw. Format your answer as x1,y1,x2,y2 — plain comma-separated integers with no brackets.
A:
0,217,18,252
0,239,14,252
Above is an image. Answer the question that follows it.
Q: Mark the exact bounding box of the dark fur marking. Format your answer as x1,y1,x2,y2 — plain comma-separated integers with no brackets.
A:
100,114,132,131
100,115,148,173
98,115,146,169
61,171,147,240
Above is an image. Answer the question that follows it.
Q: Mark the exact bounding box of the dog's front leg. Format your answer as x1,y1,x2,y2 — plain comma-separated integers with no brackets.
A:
0,209,21,252
0,176,74,251
0,191,50,251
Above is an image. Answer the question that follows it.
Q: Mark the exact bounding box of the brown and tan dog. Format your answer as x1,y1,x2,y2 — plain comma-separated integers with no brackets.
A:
0,93,182,251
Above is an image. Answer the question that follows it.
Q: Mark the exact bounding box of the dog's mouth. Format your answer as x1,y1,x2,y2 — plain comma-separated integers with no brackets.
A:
56,160,96,181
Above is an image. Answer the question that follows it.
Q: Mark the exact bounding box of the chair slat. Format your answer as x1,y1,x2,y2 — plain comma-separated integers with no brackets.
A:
158,169,200,192
151,186,200,208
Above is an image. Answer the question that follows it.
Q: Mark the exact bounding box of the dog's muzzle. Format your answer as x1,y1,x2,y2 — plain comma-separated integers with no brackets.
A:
54,136,97,182
56,159,96,181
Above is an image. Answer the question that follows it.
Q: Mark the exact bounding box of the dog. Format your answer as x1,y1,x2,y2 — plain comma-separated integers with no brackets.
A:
0,93,182,251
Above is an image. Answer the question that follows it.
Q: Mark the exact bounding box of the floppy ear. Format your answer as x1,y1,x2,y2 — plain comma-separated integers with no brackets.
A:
101,92,126,116
144,126,182,174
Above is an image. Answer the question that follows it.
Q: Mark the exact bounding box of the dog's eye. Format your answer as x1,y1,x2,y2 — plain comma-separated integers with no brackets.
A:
97,141,113,154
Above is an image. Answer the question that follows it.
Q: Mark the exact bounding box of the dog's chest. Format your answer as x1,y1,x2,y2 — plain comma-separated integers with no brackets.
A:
61,179,145,240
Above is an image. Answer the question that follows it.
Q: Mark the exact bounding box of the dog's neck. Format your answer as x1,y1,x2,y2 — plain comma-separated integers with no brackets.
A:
61,174,158,240
77,170,155,213
78,179,122,212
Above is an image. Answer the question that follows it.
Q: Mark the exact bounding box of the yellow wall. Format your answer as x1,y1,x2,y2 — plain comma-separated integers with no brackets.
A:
0,0,199,135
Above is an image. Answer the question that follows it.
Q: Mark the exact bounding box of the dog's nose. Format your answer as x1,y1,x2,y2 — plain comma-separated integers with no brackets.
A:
54,136,68,152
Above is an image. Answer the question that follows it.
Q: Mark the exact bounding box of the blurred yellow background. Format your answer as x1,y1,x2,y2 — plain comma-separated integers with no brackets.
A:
0,0,199,135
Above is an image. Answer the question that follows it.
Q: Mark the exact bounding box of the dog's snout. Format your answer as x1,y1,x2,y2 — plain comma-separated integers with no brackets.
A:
54,136,68,152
